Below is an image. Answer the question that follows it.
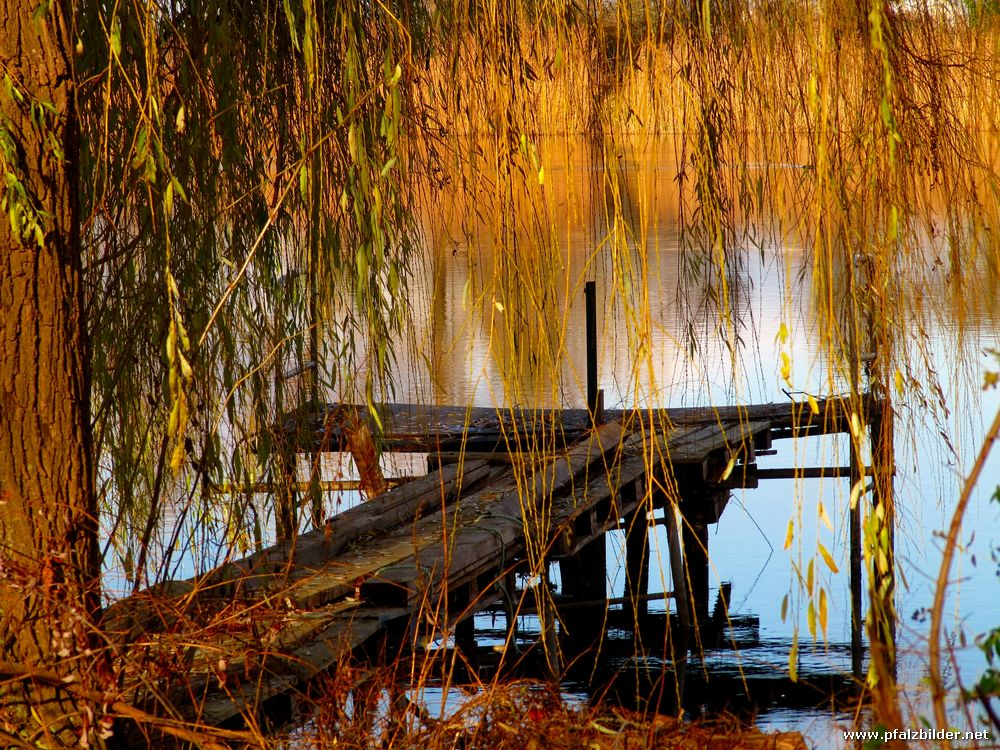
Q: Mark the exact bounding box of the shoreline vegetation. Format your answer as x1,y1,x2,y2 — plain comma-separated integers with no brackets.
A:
2,0,999,746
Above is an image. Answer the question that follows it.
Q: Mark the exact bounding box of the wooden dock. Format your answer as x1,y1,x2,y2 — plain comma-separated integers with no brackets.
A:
105,393,889,735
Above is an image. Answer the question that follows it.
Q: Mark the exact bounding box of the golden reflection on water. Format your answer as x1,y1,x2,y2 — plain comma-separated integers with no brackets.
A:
393,135,999,413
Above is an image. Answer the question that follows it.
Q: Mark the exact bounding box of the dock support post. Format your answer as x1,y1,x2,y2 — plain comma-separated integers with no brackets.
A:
664,502,691,629
539,566,562,679
849,430,864,678
502,569,519,648
682,520,709,626
585,281,603,426
625,483,650,622
560,535,607,649
869,399,897,680
275,439,297,542
455,613,479,676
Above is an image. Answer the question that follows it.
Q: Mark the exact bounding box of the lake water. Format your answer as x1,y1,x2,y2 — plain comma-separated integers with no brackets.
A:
391,136,1000,746
103,136,1000,746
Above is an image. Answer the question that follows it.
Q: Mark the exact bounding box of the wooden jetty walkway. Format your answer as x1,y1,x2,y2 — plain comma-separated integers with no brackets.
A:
105,393,890,734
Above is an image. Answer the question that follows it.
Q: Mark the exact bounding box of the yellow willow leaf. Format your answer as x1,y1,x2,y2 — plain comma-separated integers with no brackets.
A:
818,501,833,531
819,587,829,638
806,558,814,592
850,478,865,509
720,454,737,481
783,519,794,550
299,164,309,200
877,548,890,575
778,321,789,344
781,593,789,622
895,368,905,395
167,399,180,437
537,166,545,185
178,351,193,382
174,312,190,350
170,440,186,473
807,394,819,415
850,412,862,438
789,632,799,682
494,300,505,313
780,352,792,383
819,542,840,574
807,600,816,640
166,320,177,362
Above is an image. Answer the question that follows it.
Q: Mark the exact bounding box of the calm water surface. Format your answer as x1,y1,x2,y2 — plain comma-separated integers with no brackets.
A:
392,137,1000,746
105,137,1000,746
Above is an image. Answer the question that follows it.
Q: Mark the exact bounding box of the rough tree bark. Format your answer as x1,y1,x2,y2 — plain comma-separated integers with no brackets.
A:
0,0,109,744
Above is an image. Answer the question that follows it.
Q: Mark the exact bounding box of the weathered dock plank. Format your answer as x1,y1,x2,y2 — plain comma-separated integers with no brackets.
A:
274,395,866,458
206,459,493,597
666,420,770,464
360,420,627,607
283,473,518,608
278,403,594,453
187,606,391,727
548,446,649,558
117,394,881,733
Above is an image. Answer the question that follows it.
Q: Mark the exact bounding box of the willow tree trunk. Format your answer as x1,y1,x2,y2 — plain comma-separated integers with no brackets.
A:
0,0,107,744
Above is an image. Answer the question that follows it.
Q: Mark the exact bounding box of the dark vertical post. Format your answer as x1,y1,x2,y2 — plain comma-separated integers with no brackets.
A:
870,400,897,680
502,569,519,649
560,535,607,649
308,458,324,530
455,612,479,677
585,281,602,426
664,503,691,629
539,567,562,678
682,520,709,625
275,439,297,542
625,484,650,621
849,432,864,678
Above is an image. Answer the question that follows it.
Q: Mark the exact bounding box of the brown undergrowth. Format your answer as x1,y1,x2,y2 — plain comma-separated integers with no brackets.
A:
300,678,806,750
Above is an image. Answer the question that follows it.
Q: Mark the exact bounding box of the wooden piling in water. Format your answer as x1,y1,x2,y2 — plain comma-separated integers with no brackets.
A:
275,437,297,542
539,565,562,678
849,425,864,679
625,484,650,621
683,519,710,625
560,534,608,648
869,398,897,679
664,503,692,629
502,568,519,646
